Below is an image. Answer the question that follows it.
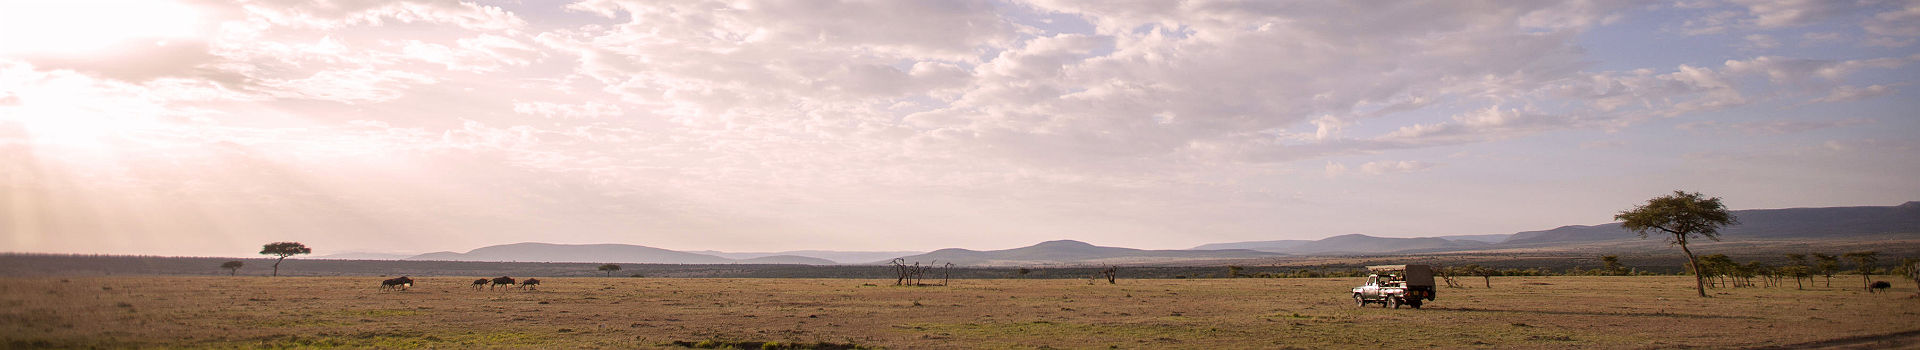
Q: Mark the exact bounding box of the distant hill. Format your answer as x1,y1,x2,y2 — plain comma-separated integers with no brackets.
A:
1434,233,1513,243
1279,234,1491,254
890,240,1280,266
1190,202,1919,255
1193,234,1499,254
407,243,832,265
734,255,838,265
1189,239,1311,251
311,252,417,260
689,250,925,264
1501,201,1920,245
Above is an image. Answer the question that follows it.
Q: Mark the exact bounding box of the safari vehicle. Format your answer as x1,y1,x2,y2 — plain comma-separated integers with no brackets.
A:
1351,264,1435,309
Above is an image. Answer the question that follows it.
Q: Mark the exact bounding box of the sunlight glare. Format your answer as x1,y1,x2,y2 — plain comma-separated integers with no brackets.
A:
0,0,205,56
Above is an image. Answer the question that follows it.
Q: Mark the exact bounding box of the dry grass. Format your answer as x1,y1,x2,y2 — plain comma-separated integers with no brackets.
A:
2,276,1917,349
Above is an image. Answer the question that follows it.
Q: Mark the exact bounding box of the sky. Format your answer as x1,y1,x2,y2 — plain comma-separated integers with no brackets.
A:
1,0,1917,257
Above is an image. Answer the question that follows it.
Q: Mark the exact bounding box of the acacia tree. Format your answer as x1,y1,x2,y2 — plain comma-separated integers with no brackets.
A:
598,264,621,277
1843,251,1878,291
220,261,244,276
1456,264,1495,288
1600,255,1626,276
1785,254,1810,289
1896,258,1920,295
259,242,311,277
1615,191,1738,298
1697,254,1735,288
1814,253,1840,287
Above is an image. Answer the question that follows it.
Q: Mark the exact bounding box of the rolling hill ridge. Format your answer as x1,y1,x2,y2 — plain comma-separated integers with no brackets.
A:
407,242,835,265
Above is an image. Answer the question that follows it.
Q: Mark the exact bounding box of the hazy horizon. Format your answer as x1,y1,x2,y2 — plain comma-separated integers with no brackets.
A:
4,1,1918,257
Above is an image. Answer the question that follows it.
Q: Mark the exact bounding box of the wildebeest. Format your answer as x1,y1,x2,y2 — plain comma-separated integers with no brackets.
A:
471,278,489,290
520,278,541,291
1872,281,1892,293
489,276,516,290
380,276,413,291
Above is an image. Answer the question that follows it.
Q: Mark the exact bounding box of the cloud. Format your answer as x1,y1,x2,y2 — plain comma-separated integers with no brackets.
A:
1360,160,1437,175
1730,0,1864,28
1865,1,1920,37
1722,55,1916,85
241,0,527,32
1378,106,1583,146
1799,31,1845,46
396,34,540,73
1811,84,1898,103
1741,34,1781,50
1677,118,1875,135
1580,140,1626,149
1323,162,1349,178
4,0,1919,255
1325,160,1438,177
261,68,437,104
1676,0,1871,35
513,101,625,120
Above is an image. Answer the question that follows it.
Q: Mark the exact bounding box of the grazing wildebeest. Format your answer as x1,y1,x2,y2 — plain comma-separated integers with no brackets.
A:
380,276,413,291
489,276,516,290
471,278,489,290
1872,281,1892,293
520,278,541,291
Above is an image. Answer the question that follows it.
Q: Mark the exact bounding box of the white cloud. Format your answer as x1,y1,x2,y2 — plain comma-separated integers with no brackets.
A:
397,34,539,72
1325,160,1438,177
260,68,436,103
1730,0,1862,28
1360,160,1437,175
1722,55,1916,85
1865,0,1920,37
1580,140,1626,149
241,0,527,32
1811,84,1898,103
3,0,1918,256
1323,161,1349,178
1799,31,1845,46
1677,118,1875,135
1741,34,1781,50
513,101,625,120
1677,0,1868,35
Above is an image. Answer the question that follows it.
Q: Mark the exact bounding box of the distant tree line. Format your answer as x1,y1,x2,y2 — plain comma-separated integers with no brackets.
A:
1680,251,1905,292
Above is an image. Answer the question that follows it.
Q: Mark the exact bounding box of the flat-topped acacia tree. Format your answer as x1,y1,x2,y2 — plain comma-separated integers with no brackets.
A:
1616,191,1738,298
220,261,243,276
1844,251,1878,291
599,264,621,277
259,242,311,277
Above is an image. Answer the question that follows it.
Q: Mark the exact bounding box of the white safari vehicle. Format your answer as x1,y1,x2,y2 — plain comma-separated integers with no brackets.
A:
1351,265,1436,309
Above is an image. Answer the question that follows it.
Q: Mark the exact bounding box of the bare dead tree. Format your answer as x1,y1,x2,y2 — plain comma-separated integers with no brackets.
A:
1100,266,1117,284
941,262,954,286
890,258,911,286
890,259,951,286
1436,265,1461,288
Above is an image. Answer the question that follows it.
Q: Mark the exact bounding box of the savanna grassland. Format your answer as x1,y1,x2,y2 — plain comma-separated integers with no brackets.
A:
2,276,1917,349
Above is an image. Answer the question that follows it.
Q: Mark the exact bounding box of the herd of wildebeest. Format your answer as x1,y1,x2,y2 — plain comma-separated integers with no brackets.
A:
376,276,541,291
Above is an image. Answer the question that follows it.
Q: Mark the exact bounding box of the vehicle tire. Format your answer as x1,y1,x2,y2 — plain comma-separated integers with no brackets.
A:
1354,294,1365,307
1388,297,1400,309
